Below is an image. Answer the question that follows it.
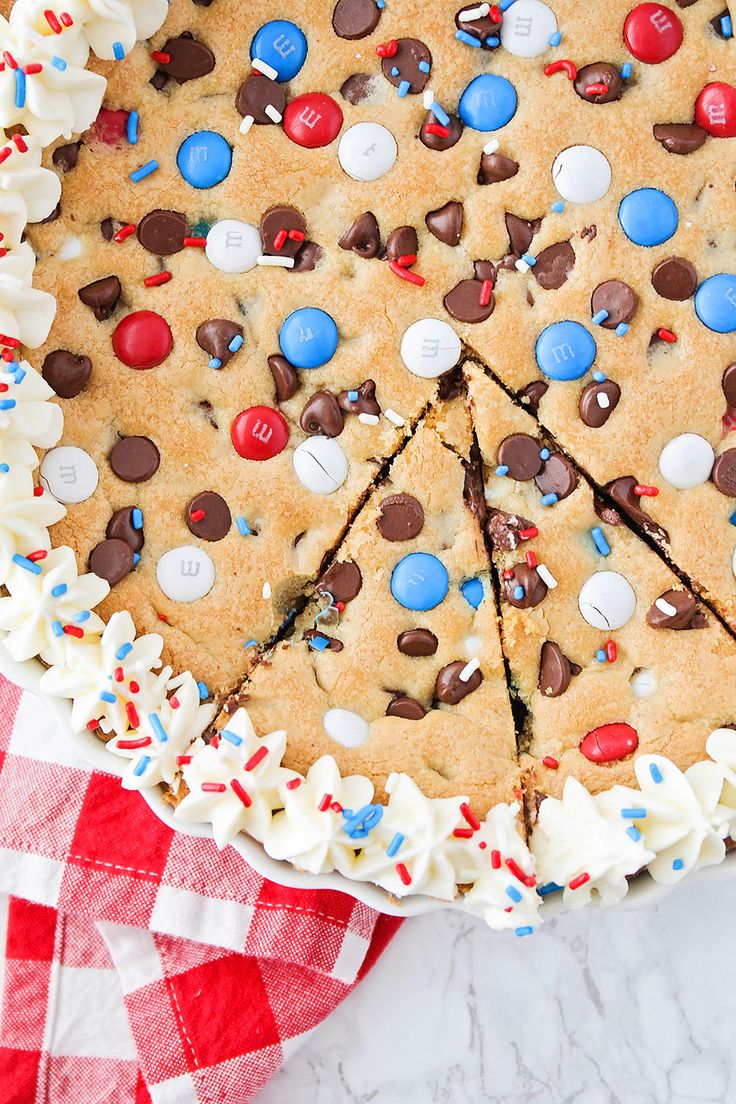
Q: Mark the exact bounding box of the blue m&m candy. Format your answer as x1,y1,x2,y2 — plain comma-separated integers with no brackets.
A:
177,131,232,189
618,188,678,247
460,577,484,609
391,553,449,611
251,20,307,83
535,321,597,381
279,307,339,369
694,274,736,333
458,74,517,131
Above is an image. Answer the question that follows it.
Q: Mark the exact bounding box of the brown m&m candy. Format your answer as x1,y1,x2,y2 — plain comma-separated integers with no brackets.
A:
711,450,736,496
534,242,575,290
651,256,698,300
377,494,424,541
317,560,362,604
573,62,623,104
397,628,438,656
435,660,483,704
260,206,307,259
158,34,215,83
590,280,638,328
503,563,548,608
497,434,543,480
137,209,189,256
88,538,134,587
42,350,92,398
380,38,432,95
300,391,344,437
78,275,121,321
109,436,160,483
338,211,381,257
196,319,244,368
106,506,144,552
538,641,581,697
647,589,707,630
579,379,621,428
386,695,426,720
425,201,463,246
332,0,382,39
235,74,286,124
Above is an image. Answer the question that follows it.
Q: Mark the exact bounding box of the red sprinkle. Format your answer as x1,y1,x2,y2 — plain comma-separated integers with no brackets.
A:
506,857,536,888
285,777,302,790
177,755,192,766
317,792,332,811
158,613,169,622
453,827,475,839
502,569,515,580
424,122,450,137
44,9,62,33
605,640,617,663
657,327,677,343
569,872,590,890
144,272,172,288
3,51,18,69
0,149,11,165
490,849,502,870
389,260,425,287
113,666,124,682
33,486,44,497
129,681,140,694
335,601,346,613
151,50,171,64
288,229,305,242
125,702,140,728
519,527,538,540
490,4,502,20
62,625,84,638
584,83,609,95
478,841,487,850
60,12,73,26
27,549,48,562
189,508,206,523
544,59,578,80
542,755,559,769
396,862,412,886
376,39,398,58
479,279,494,307
525,550,538,569
330,801,343,814
117,736,152,750
634,484,659,497
459,802,481,831
230,778,252,807
273,229,288,251
395,253,417,267
11,133,27,153
86,719,100,731
201,782,226,793
244,745,268,772
23,64,44,75
183,236,207,248
0,334,20,347
113,223,136,243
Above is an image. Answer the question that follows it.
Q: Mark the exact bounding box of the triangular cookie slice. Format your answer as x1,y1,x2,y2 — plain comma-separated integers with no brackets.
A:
465,362,736,812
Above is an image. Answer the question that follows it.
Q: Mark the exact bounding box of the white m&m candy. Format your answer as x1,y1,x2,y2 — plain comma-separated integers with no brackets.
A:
658,433,714,489
156,546,215,602
205,220,261,273
323,708,369,748
500,0,557,57
578,570,636,630
293,436,348,494
40,446,98,504
400,318,462,378
552,145,611,204
338,122,397,182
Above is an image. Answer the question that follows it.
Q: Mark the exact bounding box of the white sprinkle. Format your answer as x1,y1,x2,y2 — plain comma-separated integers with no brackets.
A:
460,3,490,20
257,255,295,268
463,635,483,657
536,564,558,589
459,657,481,683
384,408,405,427
655,596,678,617
514,258,530,273
596,392,610,409
483,138,500,155
59,235,82,260
239,114,254,135
262,581,272,600
264,104,283,123
252,58,278,81
358,412,380,425
422,88,435,110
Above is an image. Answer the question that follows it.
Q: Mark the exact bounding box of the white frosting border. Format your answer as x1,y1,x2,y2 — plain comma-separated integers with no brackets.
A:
1,1,734,935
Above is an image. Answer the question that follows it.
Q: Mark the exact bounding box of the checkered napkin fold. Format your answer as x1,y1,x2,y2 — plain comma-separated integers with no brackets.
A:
0,675,400,1103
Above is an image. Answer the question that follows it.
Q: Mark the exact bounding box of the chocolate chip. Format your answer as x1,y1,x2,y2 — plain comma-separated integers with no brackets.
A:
317,561,362,604
235,73,286,124
505,213,542,257
136,209,189,256
425,201,463,246
198,400,218,430
78,275,121,321
647,589,707,630
533,241,575,290
52,140,81,172
478,152,518,184
106,506,144,552
443,279,494,324
300,391,344,437
581,225,597,241
473,259,497,283
651,256,698,300
607,476,670,546
303,628,343,652
486,509,534,551
518,380,548,415
435,660,483,704
332,0,382,39
534,454,578,500
338,379,380,416
386,695,426,720
268,354,299,402
159,34,215,83
196,319,244,368
386,225,418,263
260,206,307,259
420,111,463,151
711,8,732,37
538,641,580,697
462,455,486,523
41,349,92,398
186,491,231,541
579,379,621,428
653,122,707,154
381,38,432,95
397,628,438,656
340,73,375,104
573,62,623,104
722,364,736,409
590,280,638,328
150,70,168,91
88,539,134,587
503,564,548,609
454,4,501,47
100,218,116,241
593,493,622,527
290,241,322,273
497,433,543,481
109,436,160,483
376,493,424,541
338,211,381,257
711,450,736,497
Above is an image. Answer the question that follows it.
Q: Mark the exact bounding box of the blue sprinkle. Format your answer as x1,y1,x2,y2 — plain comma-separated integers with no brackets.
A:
397,79,411,98
592,370,607,383
130,160,159,183
455,29,482,47
391,66,399,77
386,832,404,858
0,464,8,473
621,807,647,819
126,111,139,145
730,510,736,527
515,926,534,938
513,585,525,601
672,857,684,871
496,464,509,477
347,390,359,402
626,826,642,842
51,621,64,637
75,610,90,623
539,448,550,461
499,0,515,9
14,69,26,110
541,493,558,507
592,309,609,326
377,0,385,8
308,634,330,652
549,31,562,46
116,643,134,661
197,681,209,700
228,334,244,353
148,713,168,744
418,60,430,74
112,41,125,60
621,62,632,79
649,762,663,784
615,322,630,337
591,527,610,556
51,583,68,598
132,507,143,530
521,253,537,267
720,14,732,36
99,690,117,704
506,885,522,903
551,201,565,213
51,56,67,70
460,576,484,610
536,882,563,897
236,516,251,536
133,755,151,777
12,554,42,575
208,358,222,370
0,399,17,411
430,101,450,127
595,649,606,663
243,639,257,649
343,803,384,839
221,728,243,746
133,553,140,566
12,366,26,383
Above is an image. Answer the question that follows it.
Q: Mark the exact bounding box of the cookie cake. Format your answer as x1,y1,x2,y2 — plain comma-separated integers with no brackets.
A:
0,0,735,933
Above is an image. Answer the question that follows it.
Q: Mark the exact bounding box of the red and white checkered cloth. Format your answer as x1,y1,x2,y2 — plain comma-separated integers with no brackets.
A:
0,675,401,1103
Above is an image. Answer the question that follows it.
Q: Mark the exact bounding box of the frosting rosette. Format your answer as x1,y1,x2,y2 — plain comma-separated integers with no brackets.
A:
455,803,540,934
0,135,61,227
0,242,56,348
0,359,63,469
9,0,169,62
0,462,65,585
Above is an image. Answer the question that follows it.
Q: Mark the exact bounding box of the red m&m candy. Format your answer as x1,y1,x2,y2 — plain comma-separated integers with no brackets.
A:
112,311,173,369
579,722,639,764
84,107,130,149
695,82,736,138
623,3,682,63
283,93,344,149
231,406,289,460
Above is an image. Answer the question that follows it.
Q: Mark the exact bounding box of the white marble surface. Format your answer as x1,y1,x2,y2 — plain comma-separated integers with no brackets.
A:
257,876,736,1104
